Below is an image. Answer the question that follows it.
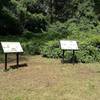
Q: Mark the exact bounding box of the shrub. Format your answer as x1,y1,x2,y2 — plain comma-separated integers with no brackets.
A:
23,39,43,55
41,40,62,58
44,22,69,40
22,31,33,39
25,14,48,33
41,33,100,63
77,44,100,63
74,34,100,63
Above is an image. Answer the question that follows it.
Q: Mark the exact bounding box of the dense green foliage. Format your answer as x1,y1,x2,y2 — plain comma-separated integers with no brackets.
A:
40,21,100,63
0,0,100,34
0,0,100,63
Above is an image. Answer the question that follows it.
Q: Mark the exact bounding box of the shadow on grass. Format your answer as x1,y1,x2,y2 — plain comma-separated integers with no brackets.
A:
61,56,78,64
10,63,28,69
3,63,28,72
96,71,100,73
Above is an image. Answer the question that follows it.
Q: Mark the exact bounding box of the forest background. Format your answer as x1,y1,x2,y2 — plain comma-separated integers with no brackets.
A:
0,0,100,63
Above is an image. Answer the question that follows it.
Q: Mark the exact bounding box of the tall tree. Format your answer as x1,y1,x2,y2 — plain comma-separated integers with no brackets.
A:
0,0,10,10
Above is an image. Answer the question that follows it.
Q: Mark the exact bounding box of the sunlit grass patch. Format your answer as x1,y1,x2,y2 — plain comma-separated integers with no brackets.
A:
0,56,100,100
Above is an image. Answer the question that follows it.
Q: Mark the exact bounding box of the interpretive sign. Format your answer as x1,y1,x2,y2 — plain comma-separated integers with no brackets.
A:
1,42,23,53
60,40,78,63
1,42,23,70
60,40,78,50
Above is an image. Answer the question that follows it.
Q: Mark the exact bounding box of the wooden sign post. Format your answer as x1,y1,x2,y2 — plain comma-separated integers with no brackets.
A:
60,40,78,63
1,42,23,70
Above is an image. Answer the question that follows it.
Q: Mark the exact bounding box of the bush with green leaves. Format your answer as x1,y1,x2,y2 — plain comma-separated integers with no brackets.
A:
43,21,69,40
41,33,100,63
23,40,42,55
25,13,48,33
22,31,34,39
41,40,62,58
77,42,100,63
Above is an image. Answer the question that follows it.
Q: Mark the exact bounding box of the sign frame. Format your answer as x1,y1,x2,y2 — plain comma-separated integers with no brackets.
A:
60,40,79,63
1,42,23,70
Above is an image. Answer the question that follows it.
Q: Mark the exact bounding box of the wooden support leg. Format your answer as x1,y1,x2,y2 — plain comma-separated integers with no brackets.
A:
5,53,7,70
72,50,75,64
62,50,65,63
16,53,19,67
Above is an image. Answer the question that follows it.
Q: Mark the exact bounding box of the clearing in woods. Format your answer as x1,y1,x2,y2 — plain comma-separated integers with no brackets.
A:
0,55,100,100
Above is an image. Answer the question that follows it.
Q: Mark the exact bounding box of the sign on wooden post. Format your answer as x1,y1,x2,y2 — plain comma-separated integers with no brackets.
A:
1,42,23,70
60,40,78,63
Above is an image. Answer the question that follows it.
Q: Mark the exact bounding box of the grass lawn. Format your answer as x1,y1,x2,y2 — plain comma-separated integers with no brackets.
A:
0,55,100,100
